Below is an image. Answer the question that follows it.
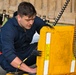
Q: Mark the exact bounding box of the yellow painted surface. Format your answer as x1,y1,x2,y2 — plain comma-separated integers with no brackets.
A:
36,25,75,75
23,74,28,75
6,73,28,75
6,73,14,75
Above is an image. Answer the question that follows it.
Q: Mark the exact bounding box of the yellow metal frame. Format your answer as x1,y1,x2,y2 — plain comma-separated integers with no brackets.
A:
6,72,28,75
36,25,75,75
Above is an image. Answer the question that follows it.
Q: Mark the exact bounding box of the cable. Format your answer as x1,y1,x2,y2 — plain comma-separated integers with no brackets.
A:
14,49,41,75
53,0,70,26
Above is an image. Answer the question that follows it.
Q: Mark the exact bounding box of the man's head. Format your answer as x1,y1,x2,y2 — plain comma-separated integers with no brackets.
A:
18,2,36,17
17,2,37,29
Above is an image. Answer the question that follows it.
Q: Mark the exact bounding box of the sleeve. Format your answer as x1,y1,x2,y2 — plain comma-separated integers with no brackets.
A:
34,16,51,34
1,23,17,63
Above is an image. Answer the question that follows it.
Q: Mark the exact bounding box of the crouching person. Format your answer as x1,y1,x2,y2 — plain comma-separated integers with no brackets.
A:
0,1,51,74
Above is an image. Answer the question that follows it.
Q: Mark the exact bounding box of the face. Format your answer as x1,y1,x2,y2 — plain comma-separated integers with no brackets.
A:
17,15,35,29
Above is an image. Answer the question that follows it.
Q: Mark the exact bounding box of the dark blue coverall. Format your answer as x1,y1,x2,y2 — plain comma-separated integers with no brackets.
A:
0,16,48,72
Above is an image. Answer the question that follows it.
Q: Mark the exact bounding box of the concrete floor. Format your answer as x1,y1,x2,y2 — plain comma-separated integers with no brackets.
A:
0,33,39,74
0,67,6,75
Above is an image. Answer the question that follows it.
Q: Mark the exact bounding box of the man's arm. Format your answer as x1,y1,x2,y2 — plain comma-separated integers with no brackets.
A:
34,16,52,34
11,57,36,73
1,21,36,73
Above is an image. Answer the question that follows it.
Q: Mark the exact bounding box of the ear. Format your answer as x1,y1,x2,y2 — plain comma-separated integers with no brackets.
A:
17,15,21,21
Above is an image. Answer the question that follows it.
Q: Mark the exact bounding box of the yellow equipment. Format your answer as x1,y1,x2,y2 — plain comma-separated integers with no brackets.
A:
6,72,28,75
36,25,76,75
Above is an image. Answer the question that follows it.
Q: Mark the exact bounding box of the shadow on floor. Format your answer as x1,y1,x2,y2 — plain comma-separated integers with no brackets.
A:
0,67,6,75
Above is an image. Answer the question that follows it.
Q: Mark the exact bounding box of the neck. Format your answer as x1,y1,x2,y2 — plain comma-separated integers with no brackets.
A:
15,16,21,27
15,16,26,32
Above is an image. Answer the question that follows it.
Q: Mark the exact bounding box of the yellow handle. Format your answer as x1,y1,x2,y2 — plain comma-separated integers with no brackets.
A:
6,73,14,75
23,74,28,75
6,72,29,75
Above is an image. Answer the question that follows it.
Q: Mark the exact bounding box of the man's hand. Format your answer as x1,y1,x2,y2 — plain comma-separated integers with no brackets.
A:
11,57,37,73
29,67,37,74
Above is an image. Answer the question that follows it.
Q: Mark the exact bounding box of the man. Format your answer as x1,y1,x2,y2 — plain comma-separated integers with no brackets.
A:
0,1,51,74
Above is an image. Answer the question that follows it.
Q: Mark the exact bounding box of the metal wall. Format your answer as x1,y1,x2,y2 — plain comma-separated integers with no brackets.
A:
0,0,76,24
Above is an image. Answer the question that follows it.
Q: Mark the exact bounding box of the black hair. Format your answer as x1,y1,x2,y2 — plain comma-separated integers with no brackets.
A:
13,11,17,17
0,16,3,25
17,2,37,17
